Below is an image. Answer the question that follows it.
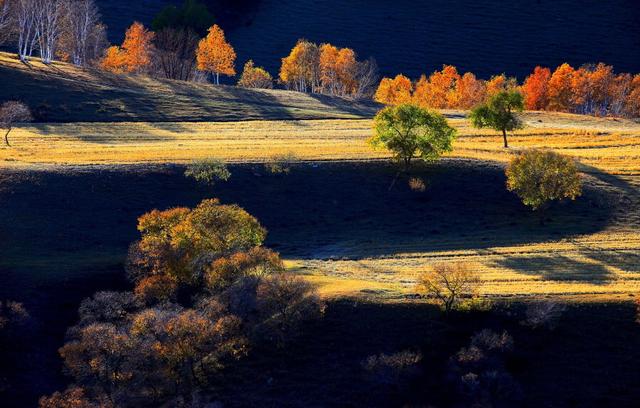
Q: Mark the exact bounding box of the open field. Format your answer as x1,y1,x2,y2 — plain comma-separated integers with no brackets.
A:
0,52,377,122
2,111,640,174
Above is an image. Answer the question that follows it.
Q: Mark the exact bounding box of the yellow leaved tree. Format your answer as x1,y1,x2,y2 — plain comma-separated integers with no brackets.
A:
196,24,236,84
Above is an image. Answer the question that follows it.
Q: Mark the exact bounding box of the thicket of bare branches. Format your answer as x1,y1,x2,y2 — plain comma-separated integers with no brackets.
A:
152,27,199,81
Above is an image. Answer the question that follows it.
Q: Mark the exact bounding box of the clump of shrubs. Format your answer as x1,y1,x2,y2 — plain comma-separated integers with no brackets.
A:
448,329,521,407
264,152,299,175
408,177,427,192
362,350,422,385
184,158,231,185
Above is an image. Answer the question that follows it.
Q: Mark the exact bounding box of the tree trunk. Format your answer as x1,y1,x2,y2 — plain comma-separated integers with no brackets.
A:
502,129,509,148
4,128,11,147
215,72,219,85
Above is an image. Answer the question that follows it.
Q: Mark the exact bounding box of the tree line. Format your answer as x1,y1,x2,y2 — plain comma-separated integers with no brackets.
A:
376,63,640,118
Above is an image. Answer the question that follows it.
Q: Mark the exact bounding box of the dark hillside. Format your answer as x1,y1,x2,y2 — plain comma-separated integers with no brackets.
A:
96,0,640,81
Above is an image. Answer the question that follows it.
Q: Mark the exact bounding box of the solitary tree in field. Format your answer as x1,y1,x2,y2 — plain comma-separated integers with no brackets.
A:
469,90,524,148
417,263,481,314
506,149,582,213
196,24,236,84
0,101,32,146
369,104,456,170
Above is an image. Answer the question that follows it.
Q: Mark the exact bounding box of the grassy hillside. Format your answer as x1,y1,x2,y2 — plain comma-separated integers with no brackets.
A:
0,52,378,122
3,111,639,175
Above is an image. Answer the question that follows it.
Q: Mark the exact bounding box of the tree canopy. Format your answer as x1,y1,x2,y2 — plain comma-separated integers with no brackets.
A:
506,149,582,211
469,90,524,148
369,104,456,169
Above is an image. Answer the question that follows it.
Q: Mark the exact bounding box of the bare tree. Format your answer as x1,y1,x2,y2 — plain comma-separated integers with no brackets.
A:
15,0,40,61
60,0,101,66
416,263,482,313
152,27,199,81
353,57,379,100
0,101,32,146
0,0,12,45
35,0,63,64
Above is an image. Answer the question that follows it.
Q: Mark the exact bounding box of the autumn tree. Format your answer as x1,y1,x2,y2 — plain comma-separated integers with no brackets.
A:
417,263,482,314
238,60,274,89
485,74,518,97
374,74,413,105
0,101,32,146
101,22,154,73
279,39,320,93
469,90,524,148
522,66,551,110
506,149,582,212
196,24,236,84
412,65,461,109
454,72,487,109
318,44,358,96
623,74,640,117
126,198,266,285
547,63,576,111
571,63,615,115
369,104,456,170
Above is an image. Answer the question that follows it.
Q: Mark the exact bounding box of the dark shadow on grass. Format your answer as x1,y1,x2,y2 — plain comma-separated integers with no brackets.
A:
492,255,613,283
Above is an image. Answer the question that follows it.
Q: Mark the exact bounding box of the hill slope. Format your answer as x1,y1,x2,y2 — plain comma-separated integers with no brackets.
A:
0,52,378,122
94,0,640,80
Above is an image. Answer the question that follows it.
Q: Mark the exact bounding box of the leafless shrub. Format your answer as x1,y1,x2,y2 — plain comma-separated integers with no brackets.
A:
521,301,566,329
362,350,422,385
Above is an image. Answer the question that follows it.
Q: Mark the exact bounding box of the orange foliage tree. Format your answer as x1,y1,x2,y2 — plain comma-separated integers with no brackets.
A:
623,74,640,117
374,74,413,105
412,65,461,109
454,72,487,109
486,74,518,97
196,24,236,84
522,66,551,110
318,44,358,96
547,63,576,112
101,22,154,74
279,39,320,93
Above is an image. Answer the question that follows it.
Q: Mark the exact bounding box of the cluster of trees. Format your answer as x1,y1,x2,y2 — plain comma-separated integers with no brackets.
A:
0,0,107,65
40,199,323,407
377,63,640,118
375,66,517,109
279,39,379,99
522,63,640,117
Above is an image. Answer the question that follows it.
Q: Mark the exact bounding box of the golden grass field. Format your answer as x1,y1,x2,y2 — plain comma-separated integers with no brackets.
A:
2,112,639,301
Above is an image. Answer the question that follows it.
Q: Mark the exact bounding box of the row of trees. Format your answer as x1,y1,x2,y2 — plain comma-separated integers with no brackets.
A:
39,198,323,407
0,0,107,65
279,39,379,98
376,64,640,118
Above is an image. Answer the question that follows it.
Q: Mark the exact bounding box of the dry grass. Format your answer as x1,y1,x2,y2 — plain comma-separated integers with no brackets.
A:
2,112,639,175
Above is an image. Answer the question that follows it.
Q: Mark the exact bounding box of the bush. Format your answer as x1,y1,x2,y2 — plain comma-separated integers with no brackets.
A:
264,152,299,174
408,177,427,192
506,149,582,212
184,158,231,185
